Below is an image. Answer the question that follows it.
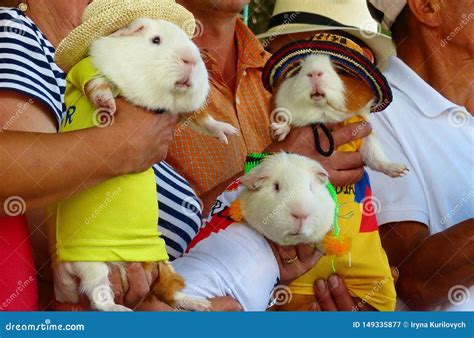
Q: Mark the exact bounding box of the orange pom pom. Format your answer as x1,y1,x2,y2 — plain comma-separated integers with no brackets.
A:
229,199,244,222
322,233,351,257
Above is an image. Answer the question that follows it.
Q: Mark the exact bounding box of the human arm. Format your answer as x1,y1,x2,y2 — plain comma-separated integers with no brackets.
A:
380,218,474,310
0,91,179,214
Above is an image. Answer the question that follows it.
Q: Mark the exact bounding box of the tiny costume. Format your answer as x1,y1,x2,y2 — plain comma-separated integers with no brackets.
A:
49,56,168,263
260,33,397,311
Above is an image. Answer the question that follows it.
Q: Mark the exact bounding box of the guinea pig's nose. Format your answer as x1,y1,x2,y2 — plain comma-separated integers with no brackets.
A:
291,212,309,222
307,71,323,78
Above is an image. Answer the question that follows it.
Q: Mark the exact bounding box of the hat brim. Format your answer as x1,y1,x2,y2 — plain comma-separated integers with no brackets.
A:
55,2,195,72
257,24,395,70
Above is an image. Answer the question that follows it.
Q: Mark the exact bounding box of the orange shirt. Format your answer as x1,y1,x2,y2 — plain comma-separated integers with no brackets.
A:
167,20,272,195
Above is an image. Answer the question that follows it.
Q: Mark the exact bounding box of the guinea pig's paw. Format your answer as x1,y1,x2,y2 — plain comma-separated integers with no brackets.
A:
174,293,212,312
271,122,291,142
379,162,409,178
209,121,239,144
86,78,117,114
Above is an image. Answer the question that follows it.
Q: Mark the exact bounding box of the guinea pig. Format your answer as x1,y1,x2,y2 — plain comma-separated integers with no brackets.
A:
171,152,337,311
271,54,408,178
85,18,237,144
237,152,335,246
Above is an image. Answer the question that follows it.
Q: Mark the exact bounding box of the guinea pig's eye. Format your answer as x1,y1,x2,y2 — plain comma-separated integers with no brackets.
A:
273,182,280,192
152,36,161,45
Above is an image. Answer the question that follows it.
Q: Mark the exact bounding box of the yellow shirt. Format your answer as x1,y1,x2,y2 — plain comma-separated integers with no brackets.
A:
288,116,397,311
49,57,168,263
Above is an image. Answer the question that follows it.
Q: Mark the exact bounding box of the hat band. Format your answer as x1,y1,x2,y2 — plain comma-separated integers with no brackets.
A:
268,12,350,30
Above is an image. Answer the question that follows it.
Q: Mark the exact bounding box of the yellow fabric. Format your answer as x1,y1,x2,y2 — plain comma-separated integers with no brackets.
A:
50,56,168,263
288,116,397,312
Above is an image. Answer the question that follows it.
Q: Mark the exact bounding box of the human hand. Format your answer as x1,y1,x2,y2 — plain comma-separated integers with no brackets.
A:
52,262,159,311
268,242,323,285
264,122,372,187
110,98,180,174
309,274,376,311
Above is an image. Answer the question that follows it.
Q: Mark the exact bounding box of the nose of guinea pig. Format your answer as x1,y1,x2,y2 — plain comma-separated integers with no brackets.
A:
290,210,310,234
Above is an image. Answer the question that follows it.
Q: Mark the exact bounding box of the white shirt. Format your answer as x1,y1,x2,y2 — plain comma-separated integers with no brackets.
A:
368,56,474,311
171,183,280,311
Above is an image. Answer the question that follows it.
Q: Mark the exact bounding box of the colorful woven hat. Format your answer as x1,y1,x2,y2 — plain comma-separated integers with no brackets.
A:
262,32,393,112
55,0,196,72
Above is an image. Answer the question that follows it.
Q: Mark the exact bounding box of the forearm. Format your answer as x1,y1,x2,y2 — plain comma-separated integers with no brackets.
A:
200,171,243,217
396,218,474,309
0,128,125,213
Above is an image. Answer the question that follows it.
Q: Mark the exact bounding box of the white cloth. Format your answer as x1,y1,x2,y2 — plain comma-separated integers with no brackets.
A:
171,183,280,311
368,56,474,311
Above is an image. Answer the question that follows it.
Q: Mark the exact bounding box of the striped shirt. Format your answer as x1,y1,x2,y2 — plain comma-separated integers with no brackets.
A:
0,8,65,125
0,8,201,260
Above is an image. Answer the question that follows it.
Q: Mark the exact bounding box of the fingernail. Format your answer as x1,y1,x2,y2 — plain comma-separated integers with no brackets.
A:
316,279,326,292
329,275,339,288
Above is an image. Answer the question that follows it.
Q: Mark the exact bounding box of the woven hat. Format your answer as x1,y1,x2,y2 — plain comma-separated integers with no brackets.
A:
55,0,196,72
262,33,393,113
257,0,395,70
367,0,407,30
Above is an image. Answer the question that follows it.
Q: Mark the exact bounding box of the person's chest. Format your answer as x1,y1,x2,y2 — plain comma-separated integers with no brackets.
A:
167,68,272,195
375,95,474,231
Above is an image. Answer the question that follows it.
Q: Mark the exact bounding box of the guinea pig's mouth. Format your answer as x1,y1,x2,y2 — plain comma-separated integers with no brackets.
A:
311,91,326,102
175,78,192,90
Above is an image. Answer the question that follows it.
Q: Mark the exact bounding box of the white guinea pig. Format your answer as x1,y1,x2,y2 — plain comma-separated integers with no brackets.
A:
272,54,407,178
171,153,336,311
86,18,237,143
238,152,335,246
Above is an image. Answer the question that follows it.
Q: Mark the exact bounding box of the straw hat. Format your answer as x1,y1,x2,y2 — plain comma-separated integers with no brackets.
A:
55,0,196,72
262,33,393,113
257,0,396,70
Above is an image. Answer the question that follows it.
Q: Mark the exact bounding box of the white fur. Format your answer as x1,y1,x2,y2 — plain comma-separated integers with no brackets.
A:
89,18,209,114
275,54,350,128
239,153,335,246
273,55,408,178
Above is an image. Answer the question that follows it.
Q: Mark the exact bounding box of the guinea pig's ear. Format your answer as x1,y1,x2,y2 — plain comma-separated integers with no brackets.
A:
239,169,270,191
110,19,146,37
311,162,330,184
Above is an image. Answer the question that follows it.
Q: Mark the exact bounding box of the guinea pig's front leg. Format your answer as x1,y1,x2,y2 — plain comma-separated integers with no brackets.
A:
85,76,117,115
182,112,238,144
69,262,132,312
361,134,409,178
270,120,292,142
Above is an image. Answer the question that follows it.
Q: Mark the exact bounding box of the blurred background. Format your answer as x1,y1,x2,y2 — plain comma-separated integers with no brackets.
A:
247,0,276,34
